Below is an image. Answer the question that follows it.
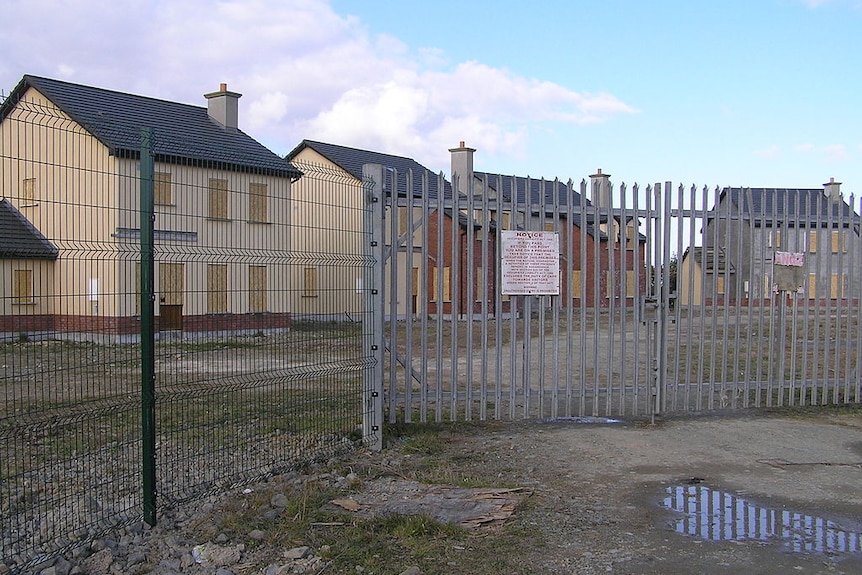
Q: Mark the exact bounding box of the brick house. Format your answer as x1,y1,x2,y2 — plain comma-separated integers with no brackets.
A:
450,143,647,308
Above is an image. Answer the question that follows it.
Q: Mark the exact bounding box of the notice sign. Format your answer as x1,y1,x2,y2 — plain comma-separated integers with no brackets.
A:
501,230,560,295
774,251,806,291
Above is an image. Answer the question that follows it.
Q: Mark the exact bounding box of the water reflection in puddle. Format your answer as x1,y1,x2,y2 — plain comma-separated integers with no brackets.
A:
663,485,862,554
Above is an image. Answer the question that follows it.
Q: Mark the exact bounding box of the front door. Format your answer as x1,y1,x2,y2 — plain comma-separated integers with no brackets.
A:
159,263,185,331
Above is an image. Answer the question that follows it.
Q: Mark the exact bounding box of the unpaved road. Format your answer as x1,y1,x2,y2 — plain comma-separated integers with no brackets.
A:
420,409,862,574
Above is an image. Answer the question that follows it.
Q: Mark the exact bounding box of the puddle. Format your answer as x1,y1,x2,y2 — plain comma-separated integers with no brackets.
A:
540,416,623,424
663,485,862,554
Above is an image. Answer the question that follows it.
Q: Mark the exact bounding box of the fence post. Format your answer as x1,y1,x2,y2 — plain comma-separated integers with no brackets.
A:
362,163,385,451
140,128,157,525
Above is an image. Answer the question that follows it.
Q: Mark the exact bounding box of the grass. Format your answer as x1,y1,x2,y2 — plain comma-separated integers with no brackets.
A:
185,421,542,575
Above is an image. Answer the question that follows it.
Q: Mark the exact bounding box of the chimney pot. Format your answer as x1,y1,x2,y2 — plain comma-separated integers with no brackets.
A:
220,82,227,92
460,140,465,148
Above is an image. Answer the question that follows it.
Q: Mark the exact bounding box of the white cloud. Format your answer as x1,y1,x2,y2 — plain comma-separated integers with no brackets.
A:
823,144,850,159
0,0,636,165
753,145,781,159
792,143,815,153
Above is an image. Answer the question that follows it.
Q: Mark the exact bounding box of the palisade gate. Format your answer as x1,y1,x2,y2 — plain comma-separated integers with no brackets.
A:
361,163,862,443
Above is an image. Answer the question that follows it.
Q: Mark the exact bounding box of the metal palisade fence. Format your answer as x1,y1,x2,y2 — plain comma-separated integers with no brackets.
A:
1,96,372,572
369,163,862,423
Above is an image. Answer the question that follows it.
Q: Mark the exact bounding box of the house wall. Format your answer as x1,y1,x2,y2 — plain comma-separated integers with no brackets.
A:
2,87,296,338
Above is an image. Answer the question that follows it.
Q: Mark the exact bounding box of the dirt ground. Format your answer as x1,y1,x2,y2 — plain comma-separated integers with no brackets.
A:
382,409,862,575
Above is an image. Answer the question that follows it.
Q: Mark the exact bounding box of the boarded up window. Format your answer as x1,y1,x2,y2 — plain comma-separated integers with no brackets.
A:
768,229,781,248
412,267,419,297
432,267,451,302
208,178,228,219
830,274,845,298
249,265,267,312
249,182,267,222
159,263,184,306
475,266,484,302
207,264,228,313
398,207,409,235
155,172,172,205
831,231,845,253
571,270,582,298
808,274,817,298
13,269,33,304
764,274,771,298
716,275,726,295
303,267,317,297
544,222,555,232
809,231,817,253
22,178,36,203
626,270,637,297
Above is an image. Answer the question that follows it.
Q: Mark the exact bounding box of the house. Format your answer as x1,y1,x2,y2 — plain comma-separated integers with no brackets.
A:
0,75,301,342
450,143,648,308
0,198,59,337
287,139,493,319
680,180,860,306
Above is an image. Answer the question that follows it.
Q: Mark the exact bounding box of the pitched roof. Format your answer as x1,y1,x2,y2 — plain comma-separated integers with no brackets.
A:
0,199,59,260
0,75,300,179
683,246,734,274
719,187,858,226
286,139,451,199
474,171,615,240
474,171,590,209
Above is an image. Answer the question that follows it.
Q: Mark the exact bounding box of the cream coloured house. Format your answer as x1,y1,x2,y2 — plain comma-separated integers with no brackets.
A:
286,140,446,319
0,75,300,341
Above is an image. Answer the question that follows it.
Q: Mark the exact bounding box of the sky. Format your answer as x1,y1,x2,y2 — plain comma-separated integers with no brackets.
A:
2,0,861,199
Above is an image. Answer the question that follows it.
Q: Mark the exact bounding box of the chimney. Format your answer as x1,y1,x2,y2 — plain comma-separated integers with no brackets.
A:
589,168,611,209
823,177,842,202
204,82,242,130
449,140,476,197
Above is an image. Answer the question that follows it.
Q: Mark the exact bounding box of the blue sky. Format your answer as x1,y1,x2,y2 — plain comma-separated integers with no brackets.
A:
2,0,860,197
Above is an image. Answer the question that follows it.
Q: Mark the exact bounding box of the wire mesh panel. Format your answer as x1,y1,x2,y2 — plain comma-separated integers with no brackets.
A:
1,92,371,572
1,94,146,572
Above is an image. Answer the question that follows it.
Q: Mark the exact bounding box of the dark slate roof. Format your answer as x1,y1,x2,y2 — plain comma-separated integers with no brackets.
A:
474,171,614,240
474,172,590,209
286,139,451,199
0,199,59,260
0,75,300,179
719,187,858,226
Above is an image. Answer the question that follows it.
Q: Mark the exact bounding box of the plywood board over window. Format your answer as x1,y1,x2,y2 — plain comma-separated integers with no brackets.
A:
159,263,185,305
207,264,228,313
22,178,36,204
303,267,318,297
432,267,451,302
831,231,846,253
249,265,267,312
208,178,228,219
249,182,267,222
13,269,33,304
155,172,172,205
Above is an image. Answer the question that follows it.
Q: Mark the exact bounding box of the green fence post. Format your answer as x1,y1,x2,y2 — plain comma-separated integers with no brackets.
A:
140,128,157,525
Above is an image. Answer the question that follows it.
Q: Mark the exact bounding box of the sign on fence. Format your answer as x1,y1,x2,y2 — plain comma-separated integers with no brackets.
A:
500,230,560,295
773,251,806,291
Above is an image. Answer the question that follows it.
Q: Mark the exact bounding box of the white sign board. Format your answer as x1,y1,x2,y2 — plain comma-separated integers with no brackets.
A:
501,231,560,295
